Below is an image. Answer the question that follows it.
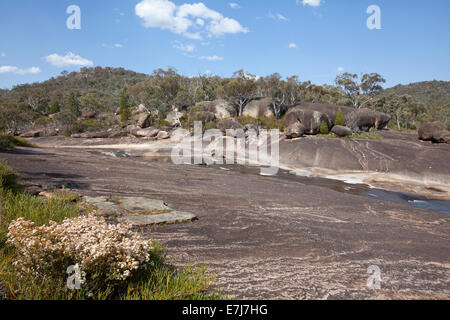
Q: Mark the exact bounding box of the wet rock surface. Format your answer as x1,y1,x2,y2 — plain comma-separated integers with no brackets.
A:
84,196,197,225
1,136,449,300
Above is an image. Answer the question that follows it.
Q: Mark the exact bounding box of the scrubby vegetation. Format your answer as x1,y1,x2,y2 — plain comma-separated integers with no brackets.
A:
0,135,34,150
0,67,448,135
0,162,222,300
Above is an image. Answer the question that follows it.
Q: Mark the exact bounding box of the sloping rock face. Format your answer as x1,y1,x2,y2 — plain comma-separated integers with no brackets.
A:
71,132,110,139
243,97,274,118
419,122,450,143
284,107,329,135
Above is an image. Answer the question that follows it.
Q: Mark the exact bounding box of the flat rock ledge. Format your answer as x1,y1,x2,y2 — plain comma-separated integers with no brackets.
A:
83,196,197,226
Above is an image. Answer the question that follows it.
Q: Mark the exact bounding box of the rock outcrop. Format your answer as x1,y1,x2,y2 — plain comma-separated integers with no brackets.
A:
284,107,329,135
200,99,234,119
331,125,353,137
285,122,306,139
346,108,391,132
133,128,160,138
419,122,450,143
243,98,275,118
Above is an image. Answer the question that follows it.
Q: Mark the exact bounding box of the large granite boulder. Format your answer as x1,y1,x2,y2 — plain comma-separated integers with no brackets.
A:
346,108,391,132
188,111,216,125
331,125,353,137
156,131,170,140
284,107,329,135
242,98,275,118
285,122,306,139
20,130,43,138
418,122,446,141
136,113,152,129
197,100,234,119
294,102,353,127
165,111,182,127
433,130,450,144
217,119,245,137
133,128,160,138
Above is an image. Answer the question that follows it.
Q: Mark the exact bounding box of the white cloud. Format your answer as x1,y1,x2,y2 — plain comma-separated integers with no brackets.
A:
1,53,5,57
114,43,123,48
276,13,288,21
44,52,94,67
230,3,240,9
269,12,288,21
173,42,196,52
0,66,41,75
299,0,321,7
337,67,344,72
289,43,297,48
200,55,223,61
135,0,248,39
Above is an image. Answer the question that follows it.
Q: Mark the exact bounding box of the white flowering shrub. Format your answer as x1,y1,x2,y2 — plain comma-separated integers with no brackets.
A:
7,214,153,287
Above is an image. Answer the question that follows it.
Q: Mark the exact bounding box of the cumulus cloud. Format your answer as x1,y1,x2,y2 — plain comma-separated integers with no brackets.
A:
200,55,223,61
44,52,94,67
229,3,240,9
0,66,41,75
298,0,321,7
135,0,248,39
288,43,297,48
337,67,344,72
1,53,6,57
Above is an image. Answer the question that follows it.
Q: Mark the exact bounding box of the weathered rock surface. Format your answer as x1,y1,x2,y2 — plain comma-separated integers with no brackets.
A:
3,140,449,300
200,99,234,119
331,125,353,137
285,122,306,139
242,97,275,118
83,196,197,226
346,108,391,132
20,130,43,138
71,131,110,139
217,119,244,134
284,107,329,135
156,131,170,140
419,122,449,143
136,113,152,129
133,128,160,138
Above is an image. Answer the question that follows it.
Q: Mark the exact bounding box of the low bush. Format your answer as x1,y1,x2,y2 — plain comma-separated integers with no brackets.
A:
0,135,34,150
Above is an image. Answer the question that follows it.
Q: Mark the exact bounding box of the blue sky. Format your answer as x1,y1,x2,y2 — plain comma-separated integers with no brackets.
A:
0,0,449,89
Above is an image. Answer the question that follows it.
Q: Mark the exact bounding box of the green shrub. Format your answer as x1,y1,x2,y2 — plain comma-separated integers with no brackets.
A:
49,101,61,114
0,135,34,150
335,107,345,126
320,121,329,134
0,161,23,193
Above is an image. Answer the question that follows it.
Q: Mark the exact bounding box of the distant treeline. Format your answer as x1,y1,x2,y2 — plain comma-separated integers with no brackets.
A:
0,67,448,132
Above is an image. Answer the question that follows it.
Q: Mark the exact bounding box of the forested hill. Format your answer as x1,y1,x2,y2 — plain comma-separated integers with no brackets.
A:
1,67,148,110
385,81,450,106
